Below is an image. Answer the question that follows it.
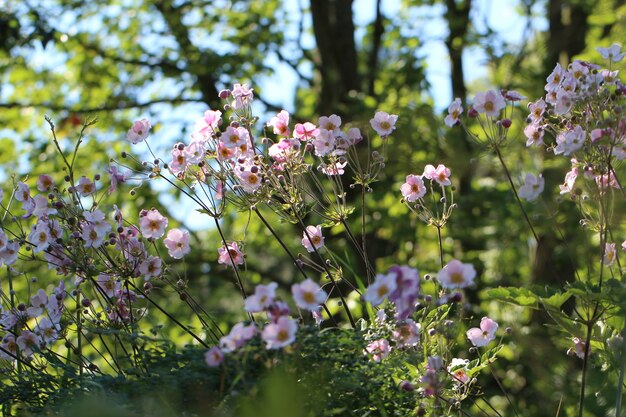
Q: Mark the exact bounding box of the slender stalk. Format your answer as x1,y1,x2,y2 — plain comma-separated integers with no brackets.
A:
436,225,445,269
578,321,594,417
494,146,539,242
128,282,210,348
614,323,626,417
295,210,356,328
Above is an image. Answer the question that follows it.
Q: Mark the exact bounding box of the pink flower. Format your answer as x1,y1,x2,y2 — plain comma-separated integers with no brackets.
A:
364,338,390,362
36,175,54,192
527,99,546,123
321,161,347,176
318,114,342,134
28,221,52,254
16,330,40,357
364,273,398,306
554,125,586,156
437,259,476,289
294,122,319,141
164,228,190,259
15,181,31,202
262,316,298,349
220,322,257,352
570,337,588,359
466,317,499,347
301,225,324,253
401,174,426,202
423,164,451,186
447,358,470,385
139,256,163,280
139,209,169,239
75,176,96,196
236,168,263,193
291,278,327,311
524,123,545,147
444,98,463,127
221,126,249,149
218,242,245,267
231,83,254,109
244,282,278,313
603,243,617,266
370,111,398,137
392,319,421,347
194,109,222,137
106,165,129,194
204,346,224,367
472,90,506,117
559,162,579,195
596,43,624,62
268,110,291,136
518,173,544,202
312,130,336,156
126,119,151,144
546,63,566,92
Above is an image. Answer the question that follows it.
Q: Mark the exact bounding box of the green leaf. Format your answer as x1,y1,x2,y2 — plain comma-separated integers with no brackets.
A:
484,287,539,308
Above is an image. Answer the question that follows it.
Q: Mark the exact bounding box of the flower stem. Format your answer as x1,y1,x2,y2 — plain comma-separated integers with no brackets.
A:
494,146,539,242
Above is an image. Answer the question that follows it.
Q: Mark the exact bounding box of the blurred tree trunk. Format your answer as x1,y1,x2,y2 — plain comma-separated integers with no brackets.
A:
310,0,361,115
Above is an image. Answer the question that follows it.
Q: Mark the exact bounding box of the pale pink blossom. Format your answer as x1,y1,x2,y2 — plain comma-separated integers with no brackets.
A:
364,338,390,362
139,209,169,239
126,119,151,144
164,228,190,259
392,319,421,347
231,83,254,109
35,317,59,345
194,109,222,137
437,259,476,289
527,99,546,123
221,126,249,149
524,123,545,147
401,174,426,202
244,282,278,313
294,122,319,141
559,162,579,195
301,225,324,253
472,90,506,117
370,111,398,137
218,242,245,267
447,358,470,385
220,322,257,352
291,279,327,311
16,330,40,357
15,181,31,202
444,98,463,127
139,256,163,280
554,126,586,156
546,63,566,92
268,110,291,136
321,161,347,176
604,243,617,266
423,164,451,186
75,176,96,196
466,317,498,347
262,316,298,349
28,222,52,254
518,173,544,202
570,337,588,359
364,273,398,306
204,346,224,367
36,175,54,192
312,130,336,156
596,43,624,62
318,114,342,134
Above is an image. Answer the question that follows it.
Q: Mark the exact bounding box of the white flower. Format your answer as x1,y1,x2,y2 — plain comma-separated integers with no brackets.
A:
518,173,544,202
291,279,327,311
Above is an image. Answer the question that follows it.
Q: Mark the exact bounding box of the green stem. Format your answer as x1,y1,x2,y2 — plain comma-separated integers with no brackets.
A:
494,147,539,242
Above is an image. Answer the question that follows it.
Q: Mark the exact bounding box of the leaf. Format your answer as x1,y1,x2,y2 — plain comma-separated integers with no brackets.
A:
484,287,539,308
